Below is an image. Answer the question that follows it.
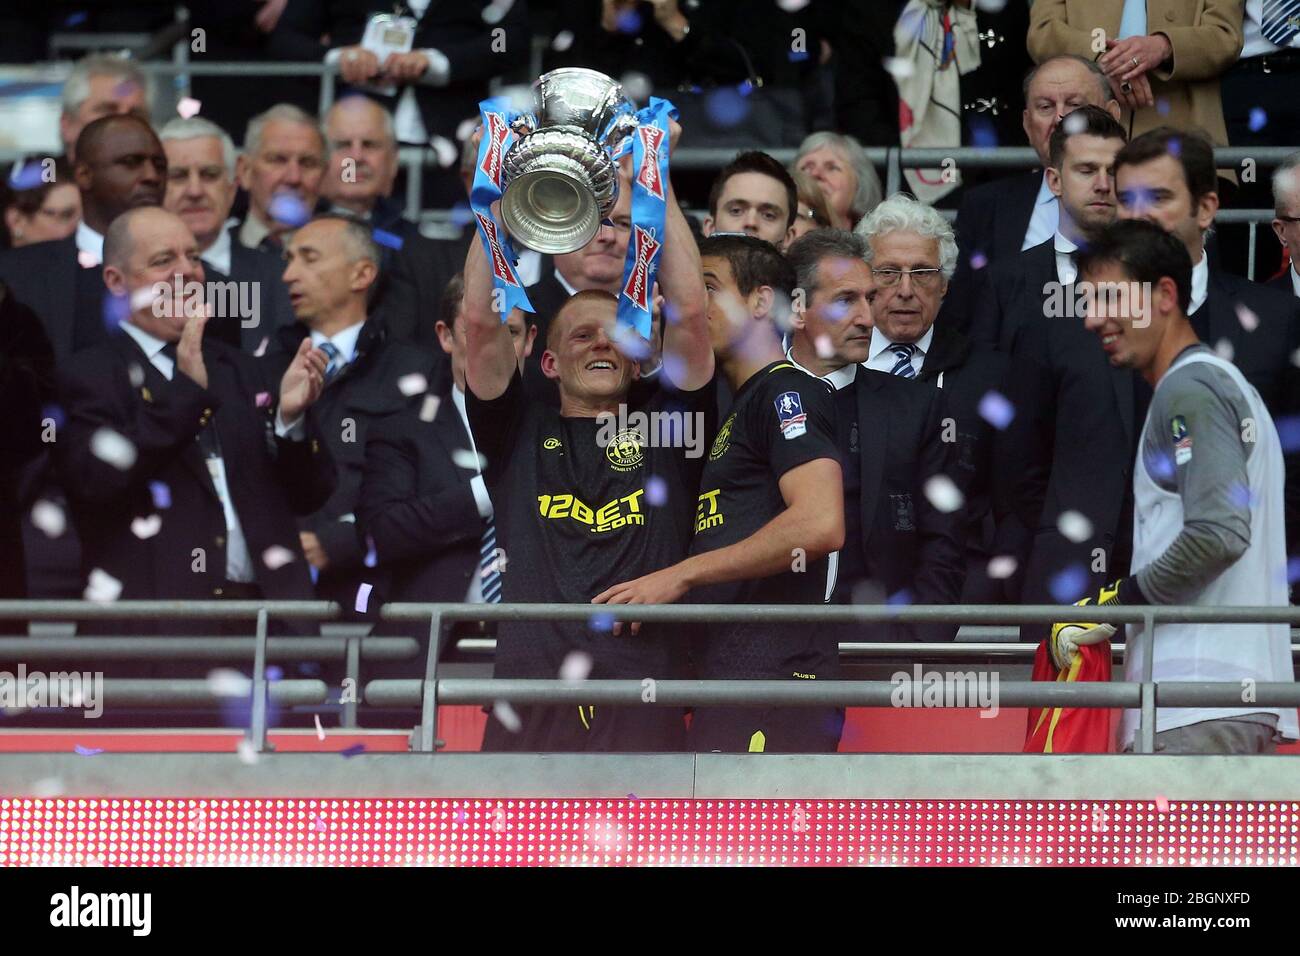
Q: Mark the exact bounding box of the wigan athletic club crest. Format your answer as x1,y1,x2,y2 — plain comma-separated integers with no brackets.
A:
605,429,645,472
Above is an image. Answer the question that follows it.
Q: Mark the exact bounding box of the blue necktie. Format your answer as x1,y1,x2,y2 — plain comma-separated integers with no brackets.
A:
318,340,344,382
1263,0,1300,46
889,343,917,379
479,515,502,604
1118,0,1147,39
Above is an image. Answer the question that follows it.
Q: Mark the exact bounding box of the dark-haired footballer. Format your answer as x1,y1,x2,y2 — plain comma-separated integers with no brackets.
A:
595,234,844,753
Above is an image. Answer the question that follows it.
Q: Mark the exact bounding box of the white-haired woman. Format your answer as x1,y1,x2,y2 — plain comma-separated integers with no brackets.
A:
794,132,883,231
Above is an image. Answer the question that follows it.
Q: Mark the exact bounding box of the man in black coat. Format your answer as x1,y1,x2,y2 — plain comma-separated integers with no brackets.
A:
0,114,182,361
267,214,436,613
161,115,295,353
55,208,335,632
971,106,1128,353
944,55,1120,335
785,230,964,642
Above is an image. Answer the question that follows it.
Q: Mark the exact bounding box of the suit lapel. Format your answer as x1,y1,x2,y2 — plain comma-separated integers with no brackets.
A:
998,171,1043,257
854,372,886,552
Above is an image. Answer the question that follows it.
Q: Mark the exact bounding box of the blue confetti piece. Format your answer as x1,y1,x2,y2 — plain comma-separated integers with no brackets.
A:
102,291,129,331
74,744,103,756
7,161,46,191
1249,108,1268,133
339,743,366,758
589,611,615,633
1049,564,1088,603
298,661,322,677
1144,450,1175,483
64,11,88,27
266,665,283,682
705,86,750,128
1276,415,1300,453
309,565,320,585
1156,98,1171,117
615,8,643,32
645,475,668,507
372,228,404,251
268,191,311,228
970,120,999,150
886,588,914,606
41,403,66,430
1165,135,1181,157
1227,482,1257,509
787,49,810,63
449,202,475,228
149,480,172,510
1288,557,1300,584
977,390,1015,430
363,536,378,568
627,793,639,800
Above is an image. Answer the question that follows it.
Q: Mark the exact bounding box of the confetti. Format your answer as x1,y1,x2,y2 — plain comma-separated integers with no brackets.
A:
41,402,65,429
1057,510,1093,543
974,0,1008,12
882,57,915,80
266,665,283,682
74,745,104,756
1249,108,1268,133
481,0,515,24
268,191,311,228
1227,482,1257,509
83,568,122,603
419,394,441,422
449,202,475,228
611,323,652,360
7,160,45,191
354,582,373,614
32,777,65,798
492,702,522,733
615,7,642,32
373,227,404,250
970,252,988,271
177,96,202,118
1062,111,1088,136
261,545,296,570
253,337,270,358
560,651,593,683
1279,416,1300,454
255,391,272,408
977,390,1015,430
90,428,137,471
127,362,145,388
814,334,835,358
1213,338,1234,362
311,814,327,832
619,71,652,103
923,475,964,513
129,285,159,313
886,588,914,606
1235,303,1259,333
339,743,366,757
363,536,378,568
589,611,615,633
1288,557,1300,584
452,448,488,471
551,30,575,52
77,250,100,268
986,555,1018,580
777,0,811,9
102,292,129,331
1155,795,1170,813
206,668,252,698
130,514,162,539
149,481,172,510
626,793,640,800
645,475,668,506
429,136,458,169
236,738,260,764
398,373,428,396
30,500,66,539
314,714,326,741
1049,564,1088,603
705,86,750,128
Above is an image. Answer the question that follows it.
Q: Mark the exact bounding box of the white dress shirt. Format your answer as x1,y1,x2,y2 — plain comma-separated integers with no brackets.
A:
451,384,495,604
75,221,104,264
1188,252,1210,316
865,324,935,377
784,347,857,391
1291,264,1300,297
120,319,256,583
201,226,233,276
310,320,366,365
1053,229,1078,285
1021,172,1060,251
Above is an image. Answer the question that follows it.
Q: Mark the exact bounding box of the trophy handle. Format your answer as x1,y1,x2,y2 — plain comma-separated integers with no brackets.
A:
509,115,536,138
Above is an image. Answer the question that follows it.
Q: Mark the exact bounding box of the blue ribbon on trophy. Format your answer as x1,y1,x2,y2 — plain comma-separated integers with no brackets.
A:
469,96,534,321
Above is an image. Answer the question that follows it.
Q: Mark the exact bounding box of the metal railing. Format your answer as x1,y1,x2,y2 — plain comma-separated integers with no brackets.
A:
3,600,1297,757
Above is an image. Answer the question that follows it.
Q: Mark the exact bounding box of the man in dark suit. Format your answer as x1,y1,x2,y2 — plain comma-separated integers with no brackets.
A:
319,94,458,380
0,113,172,362
266,214,436,614
55,207,335,631
855,194,1048,605
235,103,327,254
1115,128,1300,563
944,55,1121,335
1269,154,1300,297
784,230,965,642
971,106,1128,352
161,115,295,353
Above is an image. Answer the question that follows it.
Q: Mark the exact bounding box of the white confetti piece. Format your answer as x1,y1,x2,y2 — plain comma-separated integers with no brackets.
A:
430,136,458,168
986,555,1018,580
177,96,202,118
1058,510,1093,543
814,334,834,358
481,0,515,24
130,285,159,312
83,568,123,603
127,362,145,387
619,71,652,103
206,668,251,698
551,30,575,51
882,57,915,80
1214,338,1234,362
1061,111,1088,136
130,514,162,539
314,713,326,741
90,428,137,471
1235,303,1258,332
262,545,296,570
77,250,100,268
559,651,593,683
354,582,373,614
978,390,1015,430
419,394,441,422
30,500,66,539
32,777,65,798
492,701,522,733
253,336,270,358
397,372,428,396
452,448,488,471
923,475,964,514
236,738,260,765
456,117,479,143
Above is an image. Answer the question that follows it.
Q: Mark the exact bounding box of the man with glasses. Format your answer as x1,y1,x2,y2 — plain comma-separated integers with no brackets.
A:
1269,153,1300,297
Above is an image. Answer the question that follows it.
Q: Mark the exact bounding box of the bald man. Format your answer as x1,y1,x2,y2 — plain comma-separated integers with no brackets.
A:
54,206,335,634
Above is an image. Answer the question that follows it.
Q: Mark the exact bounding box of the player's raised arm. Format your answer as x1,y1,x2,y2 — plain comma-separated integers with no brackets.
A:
462,214,522,401
655,120,714,391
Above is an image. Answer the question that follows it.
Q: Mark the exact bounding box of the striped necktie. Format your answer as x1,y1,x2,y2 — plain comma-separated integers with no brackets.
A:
888,343,918,379
318,340,344,382
1263,0,1300,46
479,514,502,604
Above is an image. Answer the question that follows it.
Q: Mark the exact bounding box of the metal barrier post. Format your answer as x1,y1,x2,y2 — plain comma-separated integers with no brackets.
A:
885,145,901,198
250,608,271,753
415,609,446,753
1248,221,1257,282
1135,608,1157,753
342,635,360,729
404,152,423,221
318,68,336,121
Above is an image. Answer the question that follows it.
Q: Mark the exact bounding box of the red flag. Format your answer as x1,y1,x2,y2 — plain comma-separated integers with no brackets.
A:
1023,641,1114,753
